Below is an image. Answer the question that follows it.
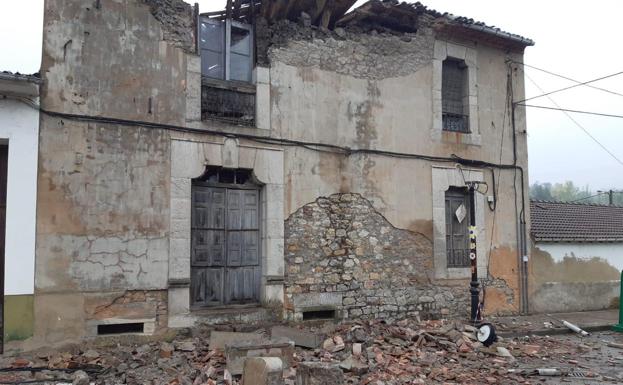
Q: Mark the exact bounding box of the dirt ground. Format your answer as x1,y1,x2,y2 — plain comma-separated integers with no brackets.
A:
1,318,623,385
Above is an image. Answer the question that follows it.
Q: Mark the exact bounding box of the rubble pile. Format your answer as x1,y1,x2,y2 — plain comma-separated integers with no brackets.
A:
0,318,611,385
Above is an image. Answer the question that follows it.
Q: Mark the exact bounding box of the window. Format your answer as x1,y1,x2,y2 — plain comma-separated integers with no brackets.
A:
442,58,469,133
445,187,470,267
200,18,253,83
199,18,256,126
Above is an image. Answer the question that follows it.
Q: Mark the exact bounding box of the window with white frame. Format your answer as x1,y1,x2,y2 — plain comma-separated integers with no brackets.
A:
199,18,256,126
200,18,254,83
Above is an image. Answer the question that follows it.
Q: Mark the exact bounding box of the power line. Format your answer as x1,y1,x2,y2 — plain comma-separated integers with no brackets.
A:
517,103,623,119
509,60,623,98
523,73,623,168
515,70,623,104
568,192,605,203
6,94,526,174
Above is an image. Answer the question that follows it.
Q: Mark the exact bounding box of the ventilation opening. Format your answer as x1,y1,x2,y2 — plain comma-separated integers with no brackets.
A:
97,322,144,335
302,309,336,321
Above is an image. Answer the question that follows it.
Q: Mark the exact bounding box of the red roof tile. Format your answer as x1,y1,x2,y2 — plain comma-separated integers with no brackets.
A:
530,200,623,242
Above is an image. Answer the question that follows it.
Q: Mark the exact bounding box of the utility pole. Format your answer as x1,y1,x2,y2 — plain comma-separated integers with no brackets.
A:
609,190,614,206
598,190,616,205
467,182,481,324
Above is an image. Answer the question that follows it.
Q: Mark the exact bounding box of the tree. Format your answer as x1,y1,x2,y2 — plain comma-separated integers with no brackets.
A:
530,182,553,201
529,181,622,205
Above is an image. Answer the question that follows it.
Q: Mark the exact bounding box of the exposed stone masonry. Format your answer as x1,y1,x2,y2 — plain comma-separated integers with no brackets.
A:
262,15,435,79
285,193,468,320
143,0,195,52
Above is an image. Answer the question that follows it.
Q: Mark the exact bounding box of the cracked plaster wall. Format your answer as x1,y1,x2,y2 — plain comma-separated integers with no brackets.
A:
269,20,529,315
34,0,191,345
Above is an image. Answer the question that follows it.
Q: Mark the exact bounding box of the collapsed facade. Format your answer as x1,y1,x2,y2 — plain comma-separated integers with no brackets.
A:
5,0,533,352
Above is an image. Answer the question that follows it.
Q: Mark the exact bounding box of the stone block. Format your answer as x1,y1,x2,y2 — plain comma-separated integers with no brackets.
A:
292,292,342,310
271,325,323,349
242,357,283,385
226,338,294,375
295,362,344,385
209,331,266,350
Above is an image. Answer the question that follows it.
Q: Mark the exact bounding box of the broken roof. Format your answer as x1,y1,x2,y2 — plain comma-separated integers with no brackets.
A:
205,0,534,49
530,200,623,243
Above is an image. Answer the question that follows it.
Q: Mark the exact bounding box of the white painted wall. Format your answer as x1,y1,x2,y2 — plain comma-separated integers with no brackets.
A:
0,98,39,295
537,242,623,272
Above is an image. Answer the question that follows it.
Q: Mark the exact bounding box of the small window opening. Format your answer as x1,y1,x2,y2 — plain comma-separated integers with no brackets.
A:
97,322,144,335
302,309,336,321
197,166,255,185
442,58,469,133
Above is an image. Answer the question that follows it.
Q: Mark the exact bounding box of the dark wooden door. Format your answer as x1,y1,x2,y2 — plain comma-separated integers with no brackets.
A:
445,188,470,268
0,145,8,353
191,185,260,307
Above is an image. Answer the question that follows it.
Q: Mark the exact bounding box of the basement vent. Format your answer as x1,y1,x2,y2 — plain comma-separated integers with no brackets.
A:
97,322,144,335
302,309,336,321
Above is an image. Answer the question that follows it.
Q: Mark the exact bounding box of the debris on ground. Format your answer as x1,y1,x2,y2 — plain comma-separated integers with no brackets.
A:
0,318,618,385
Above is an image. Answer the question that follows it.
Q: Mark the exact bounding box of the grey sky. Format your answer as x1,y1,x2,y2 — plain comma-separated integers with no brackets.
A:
2,0,622,190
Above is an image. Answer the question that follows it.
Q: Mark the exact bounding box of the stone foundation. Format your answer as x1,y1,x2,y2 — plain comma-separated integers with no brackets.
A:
284,193,469,320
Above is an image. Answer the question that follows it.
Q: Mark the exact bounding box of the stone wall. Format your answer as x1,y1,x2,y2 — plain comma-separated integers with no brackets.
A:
263,17,435,80
142,0,195,52
284,193,469,320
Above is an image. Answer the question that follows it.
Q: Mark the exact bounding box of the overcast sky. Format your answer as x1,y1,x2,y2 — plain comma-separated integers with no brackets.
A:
2,0,622,190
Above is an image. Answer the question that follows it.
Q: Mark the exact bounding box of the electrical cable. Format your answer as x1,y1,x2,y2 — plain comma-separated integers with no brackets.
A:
523,73,623,168
567,192,606,203
6,90,531,317
515,70,623,104
508,60,623,98
516,104,623,119
5,95,526,176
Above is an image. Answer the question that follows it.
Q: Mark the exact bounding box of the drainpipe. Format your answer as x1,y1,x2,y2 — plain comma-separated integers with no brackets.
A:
509,62,530,314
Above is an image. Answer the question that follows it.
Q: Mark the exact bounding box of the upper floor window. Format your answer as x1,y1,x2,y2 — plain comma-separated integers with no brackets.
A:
200,18,254,83
199,17,256,126
442,58,469,133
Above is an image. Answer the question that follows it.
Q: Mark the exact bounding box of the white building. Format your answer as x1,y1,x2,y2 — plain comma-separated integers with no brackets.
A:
531,200,623,313
0,71,40,352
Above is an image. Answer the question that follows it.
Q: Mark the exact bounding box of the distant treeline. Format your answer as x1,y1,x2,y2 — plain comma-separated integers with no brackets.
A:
530,181,623,205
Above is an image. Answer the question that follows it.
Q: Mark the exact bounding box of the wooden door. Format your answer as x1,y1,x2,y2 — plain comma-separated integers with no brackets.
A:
0,145,8,352
191,185,260,307
445,187,470,268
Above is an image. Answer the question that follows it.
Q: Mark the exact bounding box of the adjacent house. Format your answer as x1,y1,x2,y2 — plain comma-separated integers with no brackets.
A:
6,0,534,351
530,200,623,313
0,72,40,352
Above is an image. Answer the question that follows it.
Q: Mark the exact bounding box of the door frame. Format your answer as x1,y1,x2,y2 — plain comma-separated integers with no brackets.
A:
189,176,263,310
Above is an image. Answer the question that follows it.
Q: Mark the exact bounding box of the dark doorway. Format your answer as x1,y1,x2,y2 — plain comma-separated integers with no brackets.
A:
190,167,261,308
0,144,8,352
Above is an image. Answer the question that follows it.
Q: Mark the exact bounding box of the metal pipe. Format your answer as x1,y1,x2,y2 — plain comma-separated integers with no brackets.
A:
613,270,623,332
468,184,481,323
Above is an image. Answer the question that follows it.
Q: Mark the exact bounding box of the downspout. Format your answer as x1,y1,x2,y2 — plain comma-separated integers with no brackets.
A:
509,62,530,314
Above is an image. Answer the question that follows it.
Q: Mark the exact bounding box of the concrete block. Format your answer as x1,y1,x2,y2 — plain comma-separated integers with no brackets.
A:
256,66,270,84
209,331,266,350
225,338,294,375
446,42,466,60
187,55,201,74
243,357,283,385
292,292,342,310
222,138,240,168
295,362,344,385
271,326,323,349
256,82,271,130
433,40,447,60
